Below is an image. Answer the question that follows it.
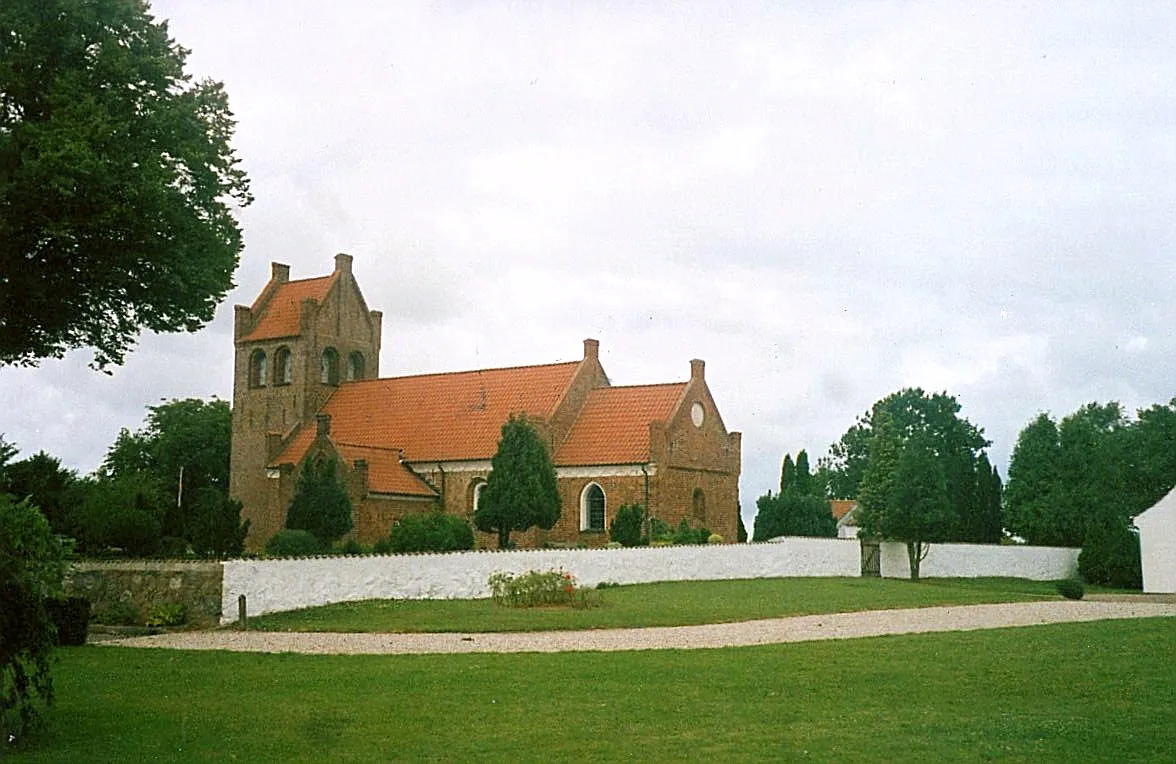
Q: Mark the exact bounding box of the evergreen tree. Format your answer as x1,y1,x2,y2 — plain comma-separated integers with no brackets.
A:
778,453,795,493
475,414,561,549
285,457,353,548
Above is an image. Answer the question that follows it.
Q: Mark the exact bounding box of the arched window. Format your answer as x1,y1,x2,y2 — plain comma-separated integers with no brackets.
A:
320,347,340,385
275,346,293,385
347,351,365,381
580,483,606,532
472,481,487,513
249,349,267,388
692,488,707,522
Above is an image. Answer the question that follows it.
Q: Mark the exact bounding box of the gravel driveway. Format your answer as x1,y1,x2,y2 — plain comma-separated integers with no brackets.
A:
102,599,1176,655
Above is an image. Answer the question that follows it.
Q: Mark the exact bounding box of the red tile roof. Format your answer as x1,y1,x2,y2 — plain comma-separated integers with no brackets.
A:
335,443,436,496
273,361,582,467
554,383,685,465
243,275,336,342
831,499,857,521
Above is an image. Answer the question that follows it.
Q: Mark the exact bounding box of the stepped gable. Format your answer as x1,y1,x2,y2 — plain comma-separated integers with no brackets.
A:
555,383,686,465
242,273,337,342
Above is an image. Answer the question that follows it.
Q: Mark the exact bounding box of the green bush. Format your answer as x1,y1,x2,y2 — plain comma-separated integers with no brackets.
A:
338,538,367,555
1079,522,1142,589
372,537,392,555
673,519,711,545
45,597,90,646
264,529,323,557
489,569,577,607
95,600,140,626
648,518,672,544
145,603,187,627
707,533,724,544
1056,578,1085,600
608,503,647,547
389,512,475,553
1,495,68,743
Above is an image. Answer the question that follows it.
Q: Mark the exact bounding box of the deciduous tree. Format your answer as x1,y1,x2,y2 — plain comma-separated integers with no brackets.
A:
0,0,251,368
475,414,560,549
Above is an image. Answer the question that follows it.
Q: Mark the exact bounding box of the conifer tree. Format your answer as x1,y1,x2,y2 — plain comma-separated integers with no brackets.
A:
475,414,560,548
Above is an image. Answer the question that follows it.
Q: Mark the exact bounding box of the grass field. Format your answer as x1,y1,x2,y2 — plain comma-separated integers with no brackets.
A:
9,617,1175,762
247,577,1073,633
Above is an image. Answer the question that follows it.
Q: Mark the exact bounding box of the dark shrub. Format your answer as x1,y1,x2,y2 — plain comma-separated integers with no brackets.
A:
339,538,366,555
264,529,323,557
45,597,90,646
673,519,711,545
94,600,139,626
389,512,475,553
1056,578,1085,600
1079,523,1142,589
372,537,392,555
608,503,646,547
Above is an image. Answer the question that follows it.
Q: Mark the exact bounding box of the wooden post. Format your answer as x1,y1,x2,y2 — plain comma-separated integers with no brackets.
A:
238,594,247,630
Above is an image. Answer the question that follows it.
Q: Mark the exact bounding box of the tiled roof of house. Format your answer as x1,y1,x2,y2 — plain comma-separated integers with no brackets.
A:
243,275,336,342
273,361,582,467
831,499,858,523
334,443,437,496
554,383,686,465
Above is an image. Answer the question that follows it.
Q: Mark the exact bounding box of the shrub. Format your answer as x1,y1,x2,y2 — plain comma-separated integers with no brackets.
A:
489,569,578,608
264,529,323,557
605,541,622,549
672,519,711,545
1079,522,1142,589
707,533,724,544
145,603,187,627
45,597,90,646
94,600,140,626
648,518,672,544
371,537,392,555
1056,578,1085,600
339,538,366,555
389,512,475,553
608,503,647,547
285,458,353,547
1,495,68,743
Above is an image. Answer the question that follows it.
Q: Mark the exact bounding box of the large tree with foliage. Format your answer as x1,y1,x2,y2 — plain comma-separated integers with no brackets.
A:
753,449,836,540
475,414,561,549
285,457,353,549
0,449,82,535
98,398,245,556
0,0,252,369
1004,400,1175,588
1,494,68,743
821,388,993,544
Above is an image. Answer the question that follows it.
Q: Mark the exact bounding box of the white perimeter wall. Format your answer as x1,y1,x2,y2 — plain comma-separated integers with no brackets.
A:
221,538,860,624
879,542,1079,580
221,539,1082,624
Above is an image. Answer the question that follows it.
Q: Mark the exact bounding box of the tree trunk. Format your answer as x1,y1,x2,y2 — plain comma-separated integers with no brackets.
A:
907,541,922,582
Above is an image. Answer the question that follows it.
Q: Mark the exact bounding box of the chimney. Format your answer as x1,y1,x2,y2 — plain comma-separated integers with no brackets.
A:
583,338,599,360
334,253,353,274
315,414,331,438
271,262,290,283
690,359,705,382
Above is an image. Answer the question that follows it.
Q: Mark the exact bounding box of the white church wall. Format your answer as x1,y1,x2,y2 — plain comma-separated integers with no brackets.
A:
1136,490,1176,594
879,541,1079,580
221,538,860,623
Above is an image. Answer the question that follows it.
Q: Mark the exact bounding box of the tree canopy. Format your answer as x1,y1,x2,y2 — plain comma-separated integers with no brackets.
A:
0,0,251,368
285,457,353,548
475,414,561,549
753,449,836,541
822,388,998,545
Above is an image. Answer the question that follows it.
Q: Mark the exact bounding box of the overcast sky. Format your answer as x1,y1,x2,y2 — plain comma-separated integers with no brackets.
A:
2,1,1173,530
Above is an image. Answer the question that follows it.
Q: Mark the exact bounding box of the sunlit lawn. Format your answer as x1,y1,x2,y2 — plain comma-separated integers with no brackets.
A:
248,576,1079,633
11,617,1175,762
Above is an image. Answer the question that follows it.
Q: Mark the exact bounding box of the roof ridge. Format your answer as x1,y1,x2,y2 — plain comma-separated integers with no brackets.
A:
345,359,582,385
594,381,688,392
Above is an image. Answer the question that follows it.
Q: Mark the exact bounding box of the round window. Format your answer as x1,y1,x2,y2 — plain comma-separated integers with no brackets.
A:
691,401,705,428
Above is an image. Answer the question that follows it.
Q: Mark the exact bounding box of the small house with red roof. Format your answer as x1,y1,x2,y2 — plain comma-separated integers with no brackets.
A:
230,255,742,550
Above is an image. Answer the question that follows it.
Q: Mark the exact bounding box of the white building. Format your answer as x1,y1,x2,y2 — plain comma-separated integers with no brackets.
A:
1135,488,1176,594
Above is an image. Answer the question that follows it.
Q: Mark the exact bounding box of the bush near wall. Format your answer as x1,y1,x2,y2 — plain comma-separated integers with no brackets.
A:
388,513,475,553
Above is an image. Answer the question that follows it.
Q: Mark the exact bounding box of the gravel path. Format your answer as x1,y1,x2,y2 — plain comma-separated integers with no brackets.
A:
102,600,1176,655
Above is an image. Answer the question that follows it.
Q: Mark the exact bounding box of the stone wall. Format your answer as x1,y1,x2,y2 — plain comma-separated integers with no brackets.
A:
222,538,862,623
66,561,223,627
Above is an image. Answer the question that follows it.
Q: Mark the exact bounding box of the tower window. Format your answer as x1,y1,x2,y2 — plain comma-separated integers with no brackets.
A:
249,349,267,388
347,351,365,381
321,347,340,385
580,483,606,532
275,346,293,385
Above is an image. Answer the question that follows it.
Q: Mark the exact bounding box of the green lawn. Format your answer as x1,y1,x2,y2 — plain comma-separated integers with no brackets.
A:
10,617,1175,762
247,577,1071,633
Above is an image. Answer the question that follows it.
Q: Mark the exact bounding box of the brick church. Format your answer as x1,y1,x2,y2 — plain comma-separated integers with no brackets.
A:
230,254,742,550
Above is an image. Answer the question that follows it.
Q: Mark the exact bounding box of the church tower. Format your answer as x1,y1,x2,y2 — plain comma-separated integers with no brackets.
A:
230,253,383,546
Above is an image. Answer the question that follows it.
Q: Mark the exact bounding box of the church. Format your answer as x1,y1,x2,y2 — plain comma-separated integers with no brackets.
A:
230,254,742,550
